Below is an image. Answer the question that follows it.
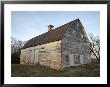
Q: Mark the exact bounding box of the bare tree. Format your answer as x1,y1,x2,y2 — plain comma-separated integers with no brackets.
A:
88,33,100,63
11,37,26,53
11,37,27,64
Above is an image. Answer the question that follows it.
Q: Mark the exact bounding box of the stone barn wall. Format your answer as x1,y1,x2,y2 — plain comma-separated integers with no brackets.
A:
20,41,62,69
61,23,91,68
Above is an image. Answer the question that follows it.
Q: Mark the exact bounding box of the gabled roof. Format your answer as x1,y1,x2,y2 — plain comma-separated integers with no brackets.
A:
22,19,80,49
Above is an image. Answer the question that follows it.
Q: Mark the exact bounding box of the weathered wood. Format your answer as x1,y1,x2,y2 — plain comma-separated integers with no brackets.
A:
20,41,62,69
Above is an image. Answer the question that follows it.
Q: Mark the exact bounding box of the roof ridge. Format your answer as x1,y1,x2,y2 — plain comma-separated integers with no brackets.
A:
53,18,79,30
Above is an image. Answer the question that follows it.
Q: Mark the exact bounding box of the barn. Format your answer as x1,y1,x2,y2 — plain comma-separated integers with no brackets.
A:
20,18,91,69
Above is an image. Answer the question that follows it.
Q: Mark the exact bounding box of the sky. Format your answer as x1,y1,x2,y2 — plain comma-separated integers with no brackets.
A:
11,11,100,41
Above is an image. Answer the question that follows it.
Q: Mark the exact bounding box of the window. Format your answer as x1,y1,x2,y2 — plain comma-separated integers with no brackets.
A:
81,34,83,38
41,47,44,49
40,47,45,52
66,55,69,62
65,55,69,66
74,55,80,64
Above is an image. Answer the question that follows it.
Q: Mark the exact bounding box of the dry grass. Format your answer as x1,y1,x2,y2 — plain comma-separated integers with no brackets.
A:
11,63,100,77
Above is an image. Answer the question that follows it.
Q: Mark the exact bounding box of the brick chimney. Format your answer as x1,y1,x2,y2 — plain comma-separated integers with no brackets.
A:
48,25,54,32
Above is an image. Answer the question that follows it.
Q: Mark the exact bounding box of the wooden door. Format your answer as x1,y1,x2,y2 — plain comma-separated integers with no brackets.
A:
34,49,39,64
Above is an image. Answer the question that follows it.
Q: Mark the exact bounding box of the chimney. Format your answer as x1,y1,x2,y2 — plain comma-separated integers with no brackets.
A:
48,25,54,32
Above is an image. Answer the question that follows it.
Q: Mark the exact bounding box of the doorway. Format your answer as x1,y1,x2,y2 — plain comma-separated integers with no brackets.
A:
34,49,39,64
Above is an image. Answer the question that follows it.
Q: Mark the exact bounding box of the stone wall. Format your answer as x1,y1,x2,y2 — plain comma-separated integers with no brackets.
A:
61,21,91,68
20,40,62,69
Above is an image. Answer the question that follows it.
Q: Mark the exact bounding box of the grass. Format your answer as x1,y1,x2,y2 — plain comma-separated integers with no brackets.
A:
11,63,100,77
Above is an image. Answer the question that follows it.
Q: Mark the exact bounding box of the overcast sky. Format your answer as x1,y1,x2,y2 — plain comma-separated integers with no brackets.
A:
11,11,100,41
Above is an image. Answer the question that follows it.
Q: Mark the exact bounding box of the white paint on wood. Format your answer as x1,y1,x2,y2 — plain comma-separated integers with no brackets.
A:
69,54,74,66
80,55,84,64
81,34,83,38
34,49,39,64
69,54,81,66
